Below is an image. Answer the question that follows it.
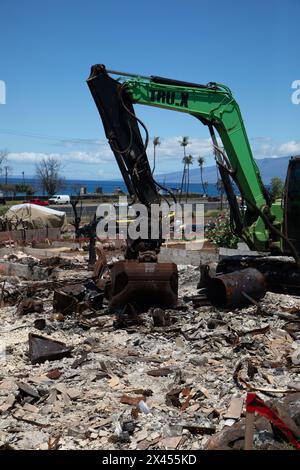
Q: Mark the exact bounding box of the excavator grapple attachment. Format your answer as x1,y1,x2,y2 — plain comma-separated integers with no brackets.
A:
108,260,178,310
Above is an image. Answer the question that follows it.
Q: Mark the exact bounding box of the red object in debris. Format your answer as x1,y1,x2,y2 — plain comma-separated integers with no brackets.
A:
120,395,145,406
27,199,49,206
246,392,300,450
46,368,62,380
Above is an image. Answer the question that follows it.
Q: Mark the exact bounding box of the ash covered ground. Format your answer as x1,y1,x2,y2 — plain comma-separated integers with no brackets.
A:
0,249,300,450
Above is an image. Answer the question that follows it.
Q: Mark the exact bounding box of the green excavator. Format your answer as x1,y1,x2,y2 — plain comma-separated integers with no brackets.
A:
87,64,300,308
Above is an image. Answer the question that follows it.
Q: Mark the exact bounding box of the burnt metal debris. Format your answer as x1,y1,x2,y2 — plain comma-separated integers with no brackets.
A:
33,318,46,330
109,260,178,310
28,333,73,364
53,281,104,314
216,255,300,295
17,298,43,316
207,268,267,308
151,308,171,327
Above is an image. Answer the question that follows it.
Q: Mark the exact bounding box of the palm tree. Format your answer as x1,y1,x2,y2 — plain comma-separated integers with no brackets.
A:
179,136,190,197
197,156,205,195
152,136,160,174
184,154,193,201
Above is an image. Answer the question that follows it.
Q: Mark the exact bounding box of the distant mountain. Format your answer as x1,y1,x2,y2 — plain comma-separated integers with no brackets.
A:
159,156,292,184
255,156,291,184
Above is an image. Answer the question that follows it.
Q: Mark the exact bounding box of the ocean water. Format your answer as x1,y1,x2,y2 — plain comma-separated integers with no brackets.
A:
3,177,219,196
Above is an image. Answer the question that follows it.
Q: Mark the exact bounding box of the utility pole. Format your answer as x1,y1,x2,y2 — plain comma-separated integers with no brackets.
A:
22,171,25,184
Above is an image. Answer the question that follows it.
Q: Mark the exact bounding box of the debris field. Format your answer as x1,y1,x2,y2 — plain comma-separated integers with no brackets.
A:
0,245,300,451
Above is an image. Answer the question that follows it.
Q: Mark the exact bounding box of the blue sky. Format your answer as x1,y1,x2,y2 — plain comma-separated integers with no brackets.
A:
0,0,299,180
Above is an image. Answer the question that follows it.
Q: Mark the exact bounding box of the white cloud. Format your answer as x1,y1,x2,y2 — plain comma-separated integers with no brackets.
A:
8,148,113,165
247,137,300,159
7,136,218,168
157,136,215,161
6,136,300,179
277,141,300,156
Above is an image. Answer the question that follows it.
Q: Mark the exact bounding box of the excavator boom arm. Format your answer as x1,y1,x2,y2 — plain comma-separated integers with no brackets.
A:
88,65,283,252
127,75,266,207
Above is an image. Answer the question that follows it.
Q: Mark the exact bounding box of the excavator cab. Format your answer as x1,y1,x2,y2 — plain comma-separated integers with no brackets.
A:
284,156,300,253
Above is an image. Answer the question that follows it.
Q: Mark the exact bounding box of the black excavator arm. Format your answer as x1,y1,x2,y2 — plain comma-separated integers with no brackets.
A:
87,65,178,309
87,64,160,207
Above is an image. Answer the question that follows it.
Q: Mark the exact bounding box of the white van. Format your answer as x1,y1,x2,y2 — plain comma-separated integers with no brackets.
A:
48,194,70,205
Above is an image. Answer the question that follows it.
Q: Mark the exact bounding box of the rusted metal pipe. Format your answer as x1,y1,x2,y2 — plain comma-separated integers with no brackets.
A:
207,268,266,308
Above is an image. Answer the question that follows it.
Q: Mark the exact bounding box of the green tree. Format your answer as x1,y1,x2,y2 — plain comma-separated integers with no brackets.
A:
270,176,284,200
15,184,35,196
197,156,205,194
205,212,239,248
152,136,160,174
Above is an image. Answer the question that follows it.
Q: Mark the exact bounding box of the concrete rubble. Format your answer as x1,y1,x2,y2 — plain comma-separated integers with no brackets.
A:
0,244,300,451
